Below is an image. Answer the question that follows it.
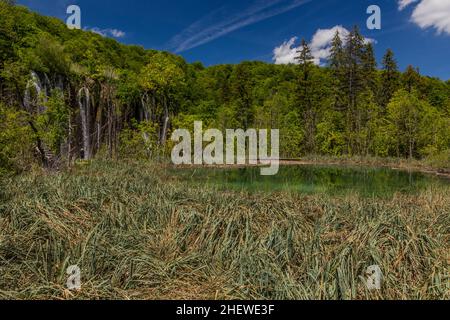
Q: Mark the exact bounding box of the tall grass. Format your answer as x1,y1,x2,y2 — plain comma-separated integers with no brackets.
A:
0,161,448,300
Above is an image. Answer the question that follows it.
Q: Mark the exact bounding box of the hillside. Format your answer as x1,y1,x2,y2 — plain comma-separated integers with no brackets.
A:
1,1,450,174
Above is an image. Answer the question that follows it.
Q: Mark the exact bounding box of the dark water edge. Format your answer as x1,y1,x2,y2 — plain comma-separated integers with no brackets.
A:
169,164,450,197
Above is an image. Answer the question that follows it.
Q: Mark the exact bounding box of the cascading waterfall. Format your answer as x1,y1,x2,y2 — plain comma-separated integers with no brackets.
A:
161,114,170,145
141,93,152,121
78,87,91,160
23,71,58,168
42,73,51,96
140,93,153,153
160,96,169,145
55,75,64,91
24,71,45,113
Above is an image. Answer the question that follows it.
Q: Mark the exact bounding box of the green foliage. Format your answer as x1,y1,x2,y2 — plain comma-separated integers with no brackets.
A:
172,113,201,134
0,104,33,174
27,34,71,75
425,149,450,169
35,89,69,154
372,118,396,157
316,110,346,156
230,63,254,129
280,111,304,157
417,101,450,157
139,52,187,95
380,49,400,107
119,120,158,159
386,89,448,159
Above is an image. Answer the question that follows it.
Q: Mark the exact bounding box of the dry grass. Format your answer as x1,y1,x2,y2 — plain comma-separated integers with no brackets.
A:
0,161,449,300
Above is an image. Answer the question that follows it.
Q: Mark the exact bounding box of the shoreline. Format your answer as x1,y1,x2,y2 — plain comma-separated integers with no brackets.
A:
168,158,450,180
278,159,450,180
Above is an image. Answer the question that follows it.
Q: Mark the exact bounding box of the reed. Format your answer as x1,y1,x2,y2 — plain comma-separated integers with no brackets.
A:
0,161,448,300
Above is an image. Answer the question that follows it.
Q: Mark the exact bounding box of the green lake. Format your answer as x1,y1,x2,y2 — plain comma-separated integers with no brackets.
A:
171,165,449,197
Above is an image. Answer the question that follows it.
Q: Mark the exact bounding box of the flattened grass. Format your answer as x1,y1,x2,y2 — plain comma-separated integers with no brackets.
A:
0,161,448,300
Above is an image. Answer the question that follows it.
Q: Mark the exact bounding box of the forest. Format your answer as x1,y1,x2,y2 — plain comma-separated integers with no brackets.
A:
1,0,450,174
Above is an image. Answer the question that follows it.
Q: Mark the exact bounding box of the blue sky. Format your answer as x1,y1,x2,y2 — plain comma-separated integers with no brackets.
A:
18,0,450,79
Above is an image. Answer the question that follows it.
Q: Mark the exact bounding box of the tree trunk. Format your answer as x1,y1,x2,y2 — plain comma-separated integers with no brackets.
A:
96,105,103,150
78,87,91,160
160,95,169,145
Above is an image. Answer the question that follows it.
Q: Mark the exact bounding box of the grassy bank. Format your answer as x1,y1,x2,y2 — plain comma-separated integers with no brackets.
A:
0,161,449,300
280,154,450,178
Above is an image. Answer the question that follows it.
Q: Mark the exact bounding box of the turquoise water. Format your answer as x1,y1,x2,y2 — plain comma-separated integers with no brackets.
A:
171,165,449,197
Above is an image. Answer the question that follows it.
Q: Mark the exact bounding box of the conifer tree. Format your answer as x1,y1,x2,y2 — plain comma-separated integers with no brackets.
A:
380,49,400,108
361,42,377,94
329,31,344,72
296,39,314,75
403,65,421,93
295,39,314,113
329,31,346,111
343,26,365,111
295,39,316,153
342,26,366,154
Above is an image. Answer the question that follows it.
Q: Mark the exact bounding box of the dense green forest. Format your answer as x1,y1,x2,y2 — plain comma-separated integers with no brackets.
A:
1,1,449,174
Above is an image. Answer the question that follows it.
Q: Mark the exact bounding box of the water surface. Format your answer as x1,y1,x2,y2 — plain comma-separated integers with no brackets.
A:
170,165,449,197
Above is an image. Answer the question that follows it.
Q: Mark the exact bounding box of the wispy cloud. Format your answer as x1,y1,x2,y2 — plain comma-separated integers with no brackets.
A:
168,0,312,53
88,27,126,38
398,0,419,11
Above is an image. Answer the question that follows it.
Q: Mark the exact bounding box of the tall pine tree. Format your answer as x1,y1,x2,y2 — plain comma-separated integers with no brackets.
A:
403,65,421,94
361,42,378,94
342,26,366,154
329,30,346,111
295,39,316,153
380,49,400,108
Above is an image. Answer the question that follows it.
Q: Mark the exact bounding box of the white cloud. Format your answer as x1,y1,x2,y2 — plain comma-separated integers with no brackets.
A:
273,25,373,66
89,27,126,38
398,0,419,10
273,37,298,65
410,0,450,35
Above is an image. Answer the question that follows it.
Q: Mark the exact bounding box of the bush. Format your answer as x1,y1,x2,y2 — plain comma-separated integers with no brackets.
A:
118,120,158,160
0,103,34,175
425,149,450,170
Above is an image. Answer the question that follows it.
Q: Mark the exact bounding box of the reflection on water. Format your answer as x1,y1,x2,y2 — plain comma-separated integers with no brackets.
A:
171,165,449,197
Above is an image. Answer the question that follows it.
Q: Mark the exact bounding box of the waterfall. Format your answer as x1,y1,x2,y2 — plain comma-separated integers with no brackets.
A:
78,87,91,160
24,71,44,113
160,96,169,145
55,75,64,91
24,71,59,168
140,93,150,151
42,73,51,96
141,93,151,121
161,115,169,145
